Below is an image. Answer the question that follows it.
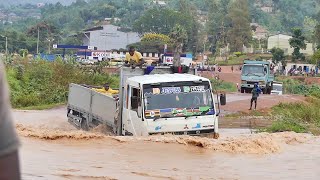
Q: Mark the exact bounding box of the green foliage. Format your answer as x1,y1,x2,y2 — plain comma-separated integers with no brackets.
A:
311,49,320,66
210,79,237,92
270,47,285,64
6,58,119,108
289,28,307,62
264,96,320,135
227,0,252,52
170,24,188,66
128,33,172,53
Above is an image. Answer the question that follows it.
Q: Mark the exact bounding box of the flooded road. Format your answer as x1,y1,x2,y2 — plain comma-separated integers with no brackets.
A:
13,107,320,180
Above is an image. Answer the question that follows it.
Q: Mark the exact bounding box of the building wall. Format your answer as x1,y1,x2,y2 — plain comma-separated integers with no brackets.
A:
83,25,141,50
267,34,314,55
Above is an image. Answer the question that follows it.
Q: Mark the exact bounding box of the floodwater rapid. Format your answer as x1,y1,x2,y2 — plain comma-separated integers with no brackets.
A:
13,107,320,180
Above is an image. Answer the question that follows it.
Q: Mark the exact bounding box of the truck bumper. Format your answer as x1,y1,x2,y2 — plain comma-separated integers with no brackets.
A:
241,84,266,88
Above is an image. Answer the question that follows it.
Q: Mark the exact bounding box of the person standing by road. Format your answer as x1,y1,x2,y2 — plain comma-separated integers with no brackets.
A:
249,83,262,110
0,60,21,180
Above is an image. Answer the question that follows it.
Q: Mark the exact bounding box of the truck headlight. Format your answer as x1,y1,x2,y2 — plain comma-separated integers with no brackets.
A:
241,80,246,84
259,81,265,84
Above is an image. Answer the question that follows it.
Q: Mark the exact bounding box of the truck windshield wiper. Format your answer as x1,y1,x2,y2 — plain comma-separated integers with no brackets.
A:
185,115,201,120
153,117,161,121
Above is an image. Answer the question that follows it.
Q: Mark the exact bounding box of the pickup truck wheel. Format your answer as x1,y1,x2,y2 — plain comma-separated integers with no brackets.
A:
81,118,89,131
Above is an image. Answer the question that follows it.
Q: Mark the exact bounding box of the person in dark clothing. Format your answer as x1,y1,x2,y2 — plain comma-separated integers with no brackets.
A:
249,83,262,110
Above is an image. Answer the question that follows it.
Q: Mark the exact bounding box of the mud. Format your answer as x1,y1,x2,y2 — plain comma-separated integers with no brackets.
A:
16,123,313,155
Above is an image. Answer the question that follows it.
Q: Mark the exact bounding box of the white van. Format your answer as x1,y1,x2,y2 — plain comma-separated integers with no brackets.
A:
271,82,283,95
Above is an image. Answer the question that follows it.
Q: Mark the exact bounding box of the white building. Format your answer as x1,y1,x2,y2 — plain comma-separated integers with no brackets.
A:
82,24,141,51
267,34,314,55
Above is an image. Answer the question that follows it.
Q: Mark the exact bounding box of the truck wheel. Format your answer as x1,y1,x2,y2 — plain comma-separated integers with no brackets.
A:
81,118,89,131
241,87,244,93
213,132,219,139
263,88,267,94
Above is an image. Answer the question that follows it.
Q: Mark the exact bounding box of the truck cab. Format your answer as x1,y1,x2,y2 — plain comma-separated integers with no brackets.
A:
122,74,218,136
240,60,274,94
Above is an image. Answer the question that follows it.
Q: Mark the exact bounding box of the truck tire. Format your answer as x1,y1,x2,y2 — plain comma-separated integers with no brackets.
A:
81,118,89,131
263,88,267,94
241,87,244,93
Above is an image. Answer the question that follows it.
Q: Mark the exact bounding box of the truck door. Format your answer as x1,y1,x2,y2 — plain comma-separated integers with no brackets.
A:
122,85,147,136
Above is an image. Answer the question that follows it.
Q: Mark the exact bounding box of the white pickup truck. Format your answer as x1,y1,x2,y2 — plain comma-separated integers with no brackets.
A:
67,67,224,137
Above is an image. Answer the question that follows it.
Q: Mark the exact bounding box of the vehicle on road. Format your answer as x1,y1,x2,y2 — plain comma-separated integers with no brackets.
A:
240,60,274,94
271,81,283,95
160,53,193,66
67,67,224,137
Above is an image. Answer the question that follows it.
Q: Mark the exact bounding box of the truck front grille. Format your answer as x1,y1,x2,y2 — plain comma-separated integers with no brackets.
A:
247,81,258,85
149,129,215,136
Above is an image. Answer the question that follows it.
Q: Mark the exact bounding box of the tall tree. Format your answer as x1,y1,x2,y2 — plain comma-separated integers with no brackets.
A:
226,0,252,52
289,28,307,62
206,0,231,55
169,24,188,67
270,47,285,65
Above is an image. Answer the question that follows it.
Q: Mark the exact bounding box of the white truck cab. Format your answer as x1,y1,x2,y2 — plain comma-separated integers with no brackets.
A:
122,74,218,136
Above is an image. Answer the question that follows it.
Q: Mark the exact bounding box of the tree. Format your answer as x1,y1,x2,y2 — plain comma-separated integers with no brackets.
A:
169,25,188,67
128,33,172,53
206,0,231,54
270,47,286,65
314,24,320,49
311,49,320,66
226,0,252,52
289,28,307,62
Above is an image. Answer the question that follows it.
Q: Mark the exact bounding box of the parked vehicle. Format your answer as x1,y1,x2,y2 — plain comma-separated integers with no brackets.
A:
160,53,193,66
271,81,283,95
67,67,224,138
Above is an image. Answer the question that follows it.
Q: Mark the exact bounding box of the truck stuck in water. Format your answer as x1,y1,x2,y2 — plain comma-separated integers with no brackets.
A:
67,67,223,138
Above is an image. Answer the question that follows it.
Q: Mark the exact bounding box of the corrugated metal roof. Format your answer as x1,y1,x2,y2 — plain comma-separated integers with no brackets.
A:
127,74,210,85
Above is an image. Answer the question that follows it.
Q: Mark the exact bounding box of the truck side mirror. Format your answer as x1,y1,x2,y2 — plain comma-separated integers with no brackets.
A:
220,93,226,106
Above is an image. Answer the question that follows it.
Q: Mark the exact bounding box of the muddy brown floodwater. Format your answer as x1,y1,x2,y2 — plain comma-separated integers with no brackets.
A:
13,107,320,180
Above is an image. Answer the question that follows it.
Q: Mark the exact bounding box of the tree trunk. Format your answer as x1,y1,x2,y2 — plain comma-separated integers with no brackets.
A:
173,44,182,66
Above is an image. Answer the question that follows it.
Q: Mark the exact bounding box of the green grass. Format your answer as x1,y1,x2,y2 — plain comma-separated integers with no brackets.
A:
262,97,320,135
211,79,237,92
17,103,66,110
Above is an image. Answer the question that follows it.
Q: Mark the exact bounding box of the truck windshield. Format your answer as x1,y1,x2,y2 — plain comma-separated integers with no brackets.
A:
242,65,265,76
143,83,214,119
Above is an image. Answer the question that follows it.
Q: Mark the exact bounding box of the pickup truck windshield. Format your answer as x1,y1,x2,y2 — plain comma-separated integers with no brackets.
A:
242,65,265,76
143,82,214,119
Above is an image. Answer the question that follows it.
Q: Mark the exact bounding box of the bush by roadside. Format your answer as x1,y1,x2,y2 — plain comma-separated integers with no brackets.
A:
5,57,119,109
210,79,237,92
262,96,320,135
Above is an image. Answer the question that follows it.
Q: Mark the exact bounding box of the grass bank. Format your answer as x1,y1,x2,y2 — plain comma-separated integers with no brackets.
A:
262,96,320,135
210,79,237,92
5,57,119,109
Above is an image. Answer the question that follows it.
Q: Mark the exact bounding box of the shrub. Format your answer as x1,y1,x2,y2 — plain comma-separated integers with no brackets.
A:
5,58,119,108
